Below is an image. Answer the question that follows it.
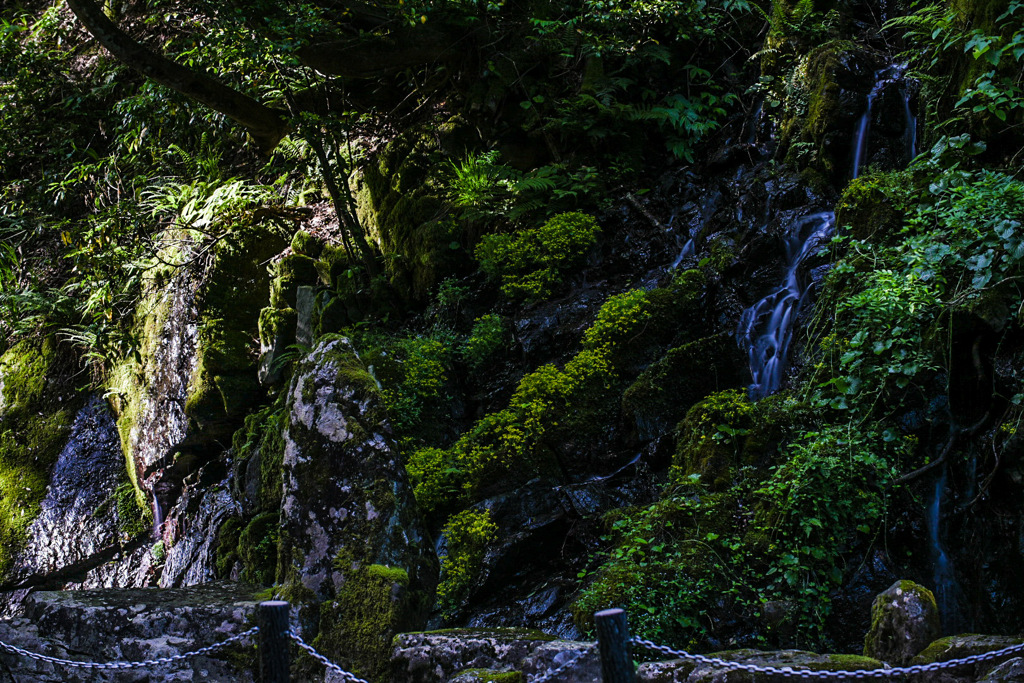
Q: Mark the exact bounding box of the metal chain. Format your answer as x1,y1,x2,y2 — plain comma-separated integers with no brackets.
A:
527,643,598,683
0,626,259,671
287,629,370,683
631,637,1024,679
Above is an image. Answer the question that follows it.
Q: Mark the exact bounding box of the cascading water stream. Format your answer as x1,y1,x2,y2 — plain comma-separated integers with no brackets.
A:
851,64,917,179
928,467,964,632
738,212,835,400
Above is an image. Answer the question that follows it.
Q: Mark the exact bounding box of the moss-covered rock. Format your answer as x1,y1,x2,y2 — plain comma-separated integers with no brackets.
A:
863,580,941,665
237,510,279,585
290,229,324,258
834,171,916,244
277,336,437,681
356,117,477,303
315,563,422,682
622,333,746,440
777,41,875,184
0,337,76,576
672,389,755,490
270,253,318,309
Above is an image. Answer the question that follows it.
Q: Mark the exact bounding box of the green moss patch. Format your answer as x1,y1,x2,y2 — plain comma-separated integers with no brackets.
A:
0,338,75,575
314,564,418,683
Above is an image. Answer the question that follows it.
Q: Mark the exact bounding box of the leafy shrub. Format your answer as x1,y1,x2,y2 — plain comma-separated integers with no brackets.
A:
808,155,1024,419
437,509,498,618
475,212,600,300
461,314,510,370
364,334,453,433
576,425,907,651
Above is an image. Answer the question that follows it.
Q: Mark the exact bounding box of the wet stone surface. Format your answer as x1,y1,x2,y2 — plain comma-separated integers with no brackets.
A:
0,583,257,682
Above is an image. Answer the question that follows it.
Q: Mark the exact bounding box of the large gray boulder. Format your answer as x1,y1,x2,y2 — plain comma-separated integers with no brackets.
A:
278,336,437,681
863,580,942,665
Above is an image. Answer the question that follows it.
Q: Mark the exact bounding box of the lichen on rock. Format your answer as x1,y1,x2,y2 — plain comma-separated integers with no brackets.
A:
277,335,437,681
863,579,941,665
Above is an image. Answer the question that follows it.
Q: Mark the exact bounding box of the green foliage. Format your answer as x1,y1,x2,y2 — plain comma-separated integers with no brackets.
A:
232,399,289,511
363,333,453,433
888,0,1024,135
475,212,600,300
238,511,280,585
407,273,706,514
437,509,498,618
112,480,150,537
808,153,1024,419
576,424,907,651
461,314,510,370
582,288,652,351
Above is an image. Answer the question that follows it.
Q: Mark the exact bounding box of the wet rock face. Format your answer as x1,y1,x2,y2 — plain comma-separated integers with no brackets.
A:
160,467,239,588
278,336,437,677
863,580,942,665
2,396,153,610
16,397,130,574
0,583,257,682
130,267,202,498
392,630,598,683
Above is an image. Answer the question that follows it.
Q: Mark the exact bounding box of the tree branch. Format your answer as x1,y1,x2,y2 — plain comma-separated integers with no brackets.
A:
65,0,289,152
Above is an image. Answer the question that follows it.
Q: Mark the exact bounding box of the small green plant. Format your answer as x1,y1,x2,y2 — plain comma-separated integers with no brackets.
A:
437,509,498,618
461,314,510,370
475,212,601,301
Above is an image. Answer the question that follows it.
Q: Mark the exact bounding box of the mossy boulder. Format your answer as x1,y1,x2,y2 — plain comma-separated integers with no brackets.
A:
188,226,288,424
622,333,747,440
277,336,437,681
835,172,909,244
672,390,755,490
271,253,318,309
356,117,476,303
779,41,875,183
316,564,422,682
290,229,323,258
863,580,941,665
0,337,76,576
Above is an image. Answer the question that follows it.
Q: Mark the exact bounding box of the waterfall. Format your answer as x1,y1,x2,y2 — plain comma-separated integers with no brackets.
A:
738,212,835,400
928,467,965,632
851,64,917,179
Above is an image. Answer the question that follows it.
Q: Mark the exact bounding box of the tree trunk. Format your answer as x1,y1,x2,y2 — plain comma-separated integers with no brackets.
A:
65,0,289,152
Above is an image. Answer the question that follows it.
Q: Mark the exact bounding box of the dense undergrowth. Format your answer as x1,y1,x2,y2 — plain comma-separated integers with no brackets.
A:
1,0,1024,670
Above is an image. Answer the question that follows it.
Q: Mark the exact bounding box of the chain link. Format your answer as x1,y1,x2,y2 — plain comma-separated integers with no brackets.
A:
287,629,370,683
527,643,598,683
0,626,259,671
631,637,1024,679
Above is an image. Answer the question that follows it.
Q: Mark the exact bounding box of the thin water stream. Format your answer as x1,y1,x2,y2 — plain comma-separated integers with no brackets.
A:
928,466,964,632
737,212,835,399
851,64,917,179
